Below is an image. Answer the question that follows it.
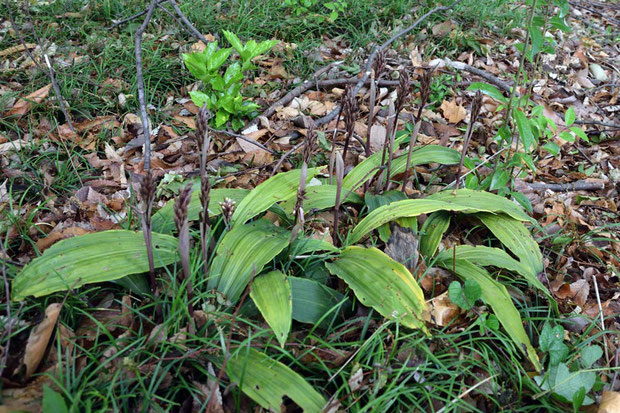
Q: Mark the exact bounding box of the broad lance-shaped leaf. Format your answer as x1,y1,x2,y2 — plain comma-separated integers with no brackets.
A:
280,184,363,214
289,277,346,325
343,144,459,191
152,187,249,234
230,167,321,226
435,257,541,371
250,271,292,347
326,246,427,331
436,245,549,295
426,189,532,222
350,190,533,244
227,347,327,412
12,230,178,300
478,212,543,277
209,220,289,303
349,199,471,244
419,211,451,259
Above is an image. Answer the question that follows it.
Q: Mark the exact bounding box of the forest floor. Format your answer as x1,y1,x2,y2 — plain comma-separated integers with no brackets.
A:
1,0,619,411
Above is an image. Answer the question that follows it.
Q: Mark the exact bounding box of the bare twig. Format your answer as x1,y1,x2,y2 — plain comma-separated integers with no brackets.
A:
442,59,514,94
454,91,483,191
315,0,464,128
436,375,498,413
524,180,606,192
271,141,305,176
168,0,213,44
111,0,169,27
332,153,344,247
212,129,277,154
574,120,620,128
0,235,12,379
175,184,194,316
135,0,159,172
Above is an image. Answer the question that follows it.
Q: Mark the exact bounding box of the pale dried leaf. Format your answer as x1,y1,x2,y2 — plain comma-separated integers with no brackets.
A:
22,303,62,380
6,84,52,117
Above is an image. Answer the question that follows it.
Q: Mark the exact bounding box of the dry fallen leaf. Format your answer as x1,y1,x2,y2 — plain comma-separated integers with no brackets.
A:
6,84,52,117
369,124,387,152
35,227,89,252
599,391,620,413
348,367,364,392
440,99,467,124
423,291,461,326
22,303,62,380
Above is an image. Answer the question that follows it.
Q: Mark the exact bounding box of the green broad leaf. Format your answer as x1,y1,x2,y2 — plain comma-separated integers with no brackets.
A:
477,212,543,278
326,246,427,331
382,145,461,185
559,130,575,142
152,187,249,234
182,52,208,81
565,106,575,127
280,184,363,214
543,141,561,156
570,126,588,142
343,144,458,191
209,220,289,303
223,62,244,86
427,189,532,222
364,191,417,242
436,258,541,370
227,347,327,412
43,385,69,413
580,345,602,368
289,276,346,325
489,168,510,191
12,231,178,300
112,273,150,296
253,40,279,58
529,26,544,57
189,90,210,108
290,237,339,255
448,279,481,310
513,109,536,151
436,245,549,295
230,167,321,227
250,271,292,347
208,48,232,72
215,109,229,127
223,30,244,54
511,191,533,214
544,363,595,405
349,199,468,244
467,82,507,102
419,211,451,259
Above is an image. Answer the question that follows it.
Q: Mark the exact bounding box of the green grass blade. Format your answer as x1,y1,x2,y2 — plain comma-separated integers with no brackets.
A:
436,257,541,371
478,212,543,277
230,167,321,226
152,187,249,234
326,246,427,331
209,220,289,303
227,347,327,412
12,230,178,300
250,271,292,347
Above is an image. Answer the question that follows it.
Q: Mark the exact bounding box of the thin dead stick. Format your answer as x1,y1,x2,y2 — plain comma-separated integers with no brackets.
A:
271,141,305,176
206,268,257,412
0,235,12,379
111,0,169,27
212,129,277,154
454,91,483,191
6,1,83,186
436,374,498,413
315,0,464,128
525,180,606,192
574,120,620,128
168,0,213,45
442,59,514,94
444,147,508,189
135,0,159,172
592,274,609,362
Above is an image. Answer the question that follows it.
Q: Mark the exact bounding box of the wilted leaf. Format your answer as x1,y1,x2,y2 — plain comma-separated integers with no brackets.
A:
22,304,62,380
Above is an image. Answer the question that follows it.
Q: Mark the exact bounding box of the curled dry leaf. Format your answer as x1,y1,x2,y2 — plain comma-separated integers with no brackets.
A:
6,84,52,117
22,303,62,380
423,291,461,327
440,99,467,124
599,391,620,413
348,367,364,392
